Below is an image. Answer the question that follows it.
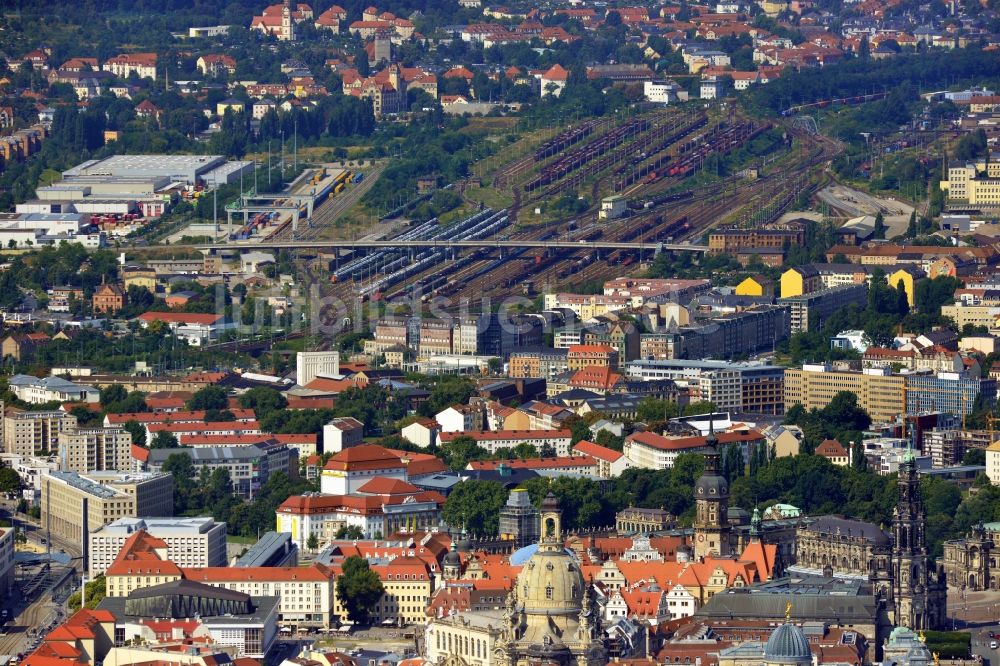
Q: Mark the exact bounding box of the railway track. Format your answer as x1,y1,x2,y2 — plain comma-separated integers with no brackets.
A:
311,120,845,319
271,162,387,242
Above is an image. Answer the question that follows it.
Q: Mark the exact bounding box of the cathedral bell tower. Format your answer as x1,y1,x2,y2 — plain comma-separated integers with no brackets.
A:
890,445,947,629
693,417,731,560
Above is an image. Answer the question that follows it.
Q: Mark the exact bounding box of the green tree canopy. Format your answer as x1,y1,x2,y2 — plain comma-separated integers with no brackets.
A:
442,480,508,535
335,556,384,624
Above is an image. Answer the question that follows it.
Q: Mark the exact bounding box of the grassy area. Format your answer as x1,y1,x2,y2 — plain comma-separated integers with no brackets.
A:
227,535,258,545
464,184,514,210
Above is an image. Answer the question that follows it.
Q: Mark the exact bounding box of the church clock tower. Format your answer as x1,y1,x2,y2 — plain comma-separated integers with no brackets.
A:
890,447,948,629
693,420,731,560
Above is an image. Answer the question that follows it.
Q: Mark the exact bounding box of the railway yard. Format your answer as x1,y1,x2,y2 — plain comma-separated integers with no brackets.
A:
272,106,845,325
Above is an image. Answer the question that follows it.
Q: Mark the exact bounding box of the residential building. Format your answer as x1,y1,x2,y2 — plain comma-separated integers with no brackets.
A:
623,429,764,470
940,158,1000,204
196,54,237,77
572,440,631,478
401,418,439,448
509,348,568,378
88,516,227,578
567,344,619,371
815,438,850,466
625,360,785,415
57,427,133,473
3,410,77,456
987,441,1000,485
778,284,868,334
436,405,482,433
671,306,790,360
438,430,573,456
41,471,173,544
322,417,364,453
102,53,158,80
709,225,805,254
92,282,126,314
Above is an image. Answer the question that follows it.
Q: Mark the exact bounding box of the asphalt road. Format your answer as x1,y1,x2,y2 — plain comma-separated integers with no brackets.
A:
971,627,998,665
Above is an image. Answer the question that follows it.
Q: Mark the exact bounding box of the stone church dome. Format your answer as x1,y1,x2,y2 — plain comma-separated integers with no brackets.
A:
764,623,812,664
516,540,584,615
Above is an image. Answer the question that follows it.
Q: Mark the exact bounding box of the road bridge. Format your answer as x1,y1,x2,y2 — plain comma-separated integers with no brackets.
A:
195,239,710,252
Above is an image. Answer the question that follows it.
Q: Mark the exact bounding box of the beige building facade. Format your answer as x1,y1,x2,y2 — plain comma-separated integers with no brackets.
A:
783,365,906,423
41,471,173,544
57,427,133,473
4,410,77,456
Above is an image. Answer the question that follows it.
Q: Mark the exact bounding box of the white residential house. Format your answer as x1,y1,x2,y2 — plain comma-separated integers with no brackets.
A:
666,584,698,619
401,418,439,448
435,405,481,433
322,417,364,453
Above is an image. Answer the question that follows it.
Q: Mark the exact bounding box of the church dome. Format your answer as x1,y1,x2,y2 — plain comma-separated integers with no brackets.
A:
516,541,584,615
764,624,812,664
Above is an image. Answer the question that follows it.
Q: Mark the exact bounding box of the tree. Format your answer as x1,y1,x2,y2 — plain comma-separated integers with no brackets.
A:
335,525,365,539
906,210,917,238
187,385,229,411
439,435,489,471
123,419,146,447
307,532,319,550
68,574,106,611
896,279,910,317
336,556,384,624
162,452,196,513
963,448,986,466
238,387,287,417
873,212,886,239
150,431,179,449
0,467,22,496
99,384,127,408
442,480,508,535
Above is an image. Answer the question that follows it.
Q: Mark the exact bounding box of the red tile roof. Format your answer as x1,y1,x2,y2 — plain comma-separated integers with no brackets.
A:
573,439,623,462
138,312,222,325
324,444,404,471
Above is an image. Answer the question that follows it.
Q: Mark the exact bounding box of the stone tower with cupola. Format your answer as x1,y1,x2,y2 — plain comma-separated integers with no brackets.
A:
693,421,732,560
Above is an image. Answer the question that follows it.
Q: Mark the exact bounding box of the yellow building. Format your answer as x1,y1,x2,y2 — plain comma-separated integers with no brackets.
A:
735,275,774,298
941,161,1000,203
779,266,820,298
215,98,246,116
887,266,925,307
784,365,906,423
122,266,157,291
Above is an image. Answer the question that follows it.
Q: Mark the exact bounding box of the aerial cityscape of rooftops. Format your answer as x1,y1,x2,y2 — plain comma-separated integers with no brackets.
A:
5,0,1000,665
